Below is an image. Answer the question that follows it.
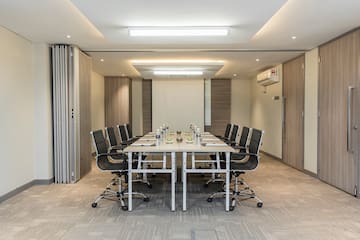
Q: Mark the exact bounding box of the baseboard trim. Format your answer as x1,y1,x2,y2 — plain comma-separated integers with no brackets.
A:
260,150,282,161
261,151,319,179
0,177,54,203
303,169,318,178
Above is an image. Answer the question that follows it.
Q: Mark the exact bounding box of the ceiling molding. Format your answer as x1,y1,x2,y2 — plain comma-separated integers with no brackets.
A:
84,49,306,53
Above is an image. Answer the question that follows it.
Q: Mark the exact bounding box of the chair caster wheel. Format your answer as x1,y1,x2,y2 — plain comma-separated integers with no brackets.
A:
143,197,150,202
121,205,128,211
229,206,235,211
204,183,209,188
257,202,263,208
147,184,152,189
91,203,97,208
207,198,213,202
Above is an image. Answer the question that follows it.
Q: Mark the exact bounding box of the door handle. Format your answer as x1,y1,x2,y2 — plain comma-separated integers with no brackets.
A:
347,86,354,152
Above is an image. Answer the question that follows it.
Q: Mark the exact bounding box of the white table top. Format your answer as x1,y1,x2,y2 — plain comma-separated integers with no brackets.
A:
124,132,235,153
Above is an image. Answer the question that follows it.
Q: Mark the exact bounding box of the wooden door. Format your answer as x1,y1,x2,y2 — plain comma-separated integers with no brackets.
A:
142,79,152,134
318,30,360,195
104,77,132,127
210,79,231,136
283,55,305,170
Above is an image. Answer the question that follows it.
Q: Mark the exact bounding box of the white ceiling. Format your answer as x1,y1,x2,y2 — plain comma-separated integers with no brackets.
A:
0,0,360,77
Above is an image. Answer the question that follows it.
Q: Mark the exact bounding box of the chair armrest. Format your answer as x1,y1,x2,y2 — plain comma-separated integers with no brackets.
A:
233,145,246,150
110,145,125,150
232,152,257,157
98,152,126,158
228,141,237,146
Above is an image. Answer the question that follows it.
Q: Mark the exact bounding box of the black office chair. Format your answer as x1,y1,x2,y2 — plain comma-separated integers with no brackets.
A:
90,130,149,210
233,126,251,154
207,128,264,211
118,124,137,145
124,123,141,141
224,124,239,146
105,126,127,153
216,123,232,141
205,126,250,187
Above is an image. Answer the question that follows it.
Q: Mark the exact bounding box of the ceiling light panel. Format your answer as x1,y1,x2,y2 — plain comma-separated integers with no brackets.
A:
131,59,224,65
128,27,229,37
153,70,203,76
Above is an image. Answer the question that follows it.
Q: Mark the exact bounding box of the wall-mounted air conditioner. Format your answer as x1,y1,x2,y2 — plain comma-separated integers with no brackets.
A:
257,68,279,86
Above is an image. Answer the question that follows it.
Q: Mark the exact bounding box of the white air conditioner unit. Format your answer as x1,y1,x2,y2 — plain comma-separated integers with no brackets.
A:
257,68,279,86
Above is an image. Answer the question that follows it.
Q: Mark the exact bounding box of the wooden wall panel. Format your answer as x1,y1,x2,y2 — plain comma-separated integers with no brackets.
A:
104,77,131,127
210,79,231,136
142,79,152,134
283,55,305,170
318,30,360,195
79,51,92,177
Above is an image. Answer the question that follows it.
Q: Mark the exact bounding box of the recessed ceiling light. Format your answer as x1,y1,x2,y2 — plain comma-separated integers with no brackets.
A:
100,58,104,62
129,27,229,37
153,70,203,76
292,36,297,40
66,35,71,39
233,74,237,77
256,58,260,62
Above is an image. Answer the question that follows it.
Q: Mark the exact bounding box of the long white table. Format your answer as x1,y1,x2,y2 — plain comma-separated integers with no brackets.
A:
123,132,235,211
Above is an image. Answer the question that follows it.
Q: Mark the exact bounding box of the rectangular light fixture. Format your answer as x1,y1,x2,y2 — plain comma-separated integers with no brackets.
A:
129,27,229,37
132,59,224,64
153,70,203,76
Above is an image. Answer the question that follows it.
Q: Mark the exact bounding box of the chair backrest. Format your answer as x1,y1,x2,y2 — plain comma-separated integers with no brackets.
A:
91,130,110,170
229,124,239,142
249,128,263,155
238,127,250,148
117,124,129,142
234,128,263,171
125,123,133,139
105,127,118,147
224,123,232,139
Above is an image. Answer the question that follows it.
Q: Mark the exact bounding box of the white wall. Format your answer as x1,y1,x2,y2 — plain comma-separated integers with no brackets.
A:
152,79,204,132
304,48,319,174
250,65,283,158
90,71,105,131
132,78,143,136
32,43,53,180
0,26,36,196
231,78,251,128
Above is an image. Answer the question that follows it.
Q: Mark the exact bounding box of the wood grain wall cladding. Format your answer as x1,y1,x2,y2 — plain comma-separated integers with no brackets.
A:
104,77,131,129
283,55,305,171
79,51,92,177
318,29,360,195
210,79,231,136
142,79,152,135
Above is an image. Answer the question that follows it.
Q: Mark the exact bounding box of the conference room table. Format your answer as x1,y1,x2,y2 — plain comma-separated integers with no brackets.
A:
123,131,235,212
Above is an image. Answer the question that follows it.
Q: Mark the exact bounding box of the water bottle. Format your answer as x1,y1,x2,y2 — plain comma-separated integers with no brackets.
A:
156,129,161,146
196,127,201,145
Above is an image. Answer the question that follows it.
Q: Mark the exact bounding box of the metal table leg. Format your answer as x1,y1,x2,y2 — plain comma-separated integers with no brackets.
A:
182,152,187,211
225,152,230,211
128,152,133,211
171,152,176,211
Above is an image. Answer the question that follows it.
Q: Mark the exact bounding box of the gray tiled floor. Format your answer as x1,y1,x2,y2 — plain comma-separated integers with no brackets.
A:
1,154,360,240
